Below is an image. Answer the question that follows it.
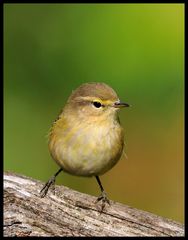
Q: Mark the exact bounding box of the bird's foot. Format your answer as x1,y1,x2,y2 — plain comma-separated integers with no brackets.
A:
95,191,111,212
40,176,56,198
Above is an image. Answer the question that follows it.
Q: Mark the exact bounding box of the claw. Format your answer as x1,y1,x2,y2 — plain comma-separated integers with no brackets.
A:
95,191,110,211
40,176,56,198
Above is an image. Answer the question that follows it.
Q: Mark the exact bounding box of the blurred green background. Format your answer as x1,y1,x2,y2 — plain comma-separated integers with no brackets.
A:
4,4,184,223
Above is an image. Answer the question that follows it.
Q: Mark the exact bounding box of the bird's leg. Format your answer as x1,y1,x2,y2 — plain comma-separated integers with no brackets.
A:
95,176,110,211
40,168,63,198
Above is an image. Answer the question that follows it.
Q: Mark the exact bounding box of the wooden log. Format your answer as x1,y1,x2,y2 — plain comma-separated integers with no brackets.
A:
3,171,184,237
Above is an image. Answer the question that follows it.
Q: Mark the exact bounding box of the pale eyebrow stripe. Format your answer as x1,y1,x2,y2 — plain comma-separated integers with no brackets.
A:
73,96,102,104
73,96,118,106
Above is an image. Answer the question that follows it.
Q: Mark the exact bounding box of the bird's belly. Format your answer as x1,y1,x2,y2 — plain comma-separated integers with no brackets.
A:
49,124,124,176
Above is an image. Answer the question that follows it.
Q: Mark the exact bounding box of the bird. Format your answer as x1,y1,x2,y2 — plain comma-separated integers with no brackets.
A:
40,82,129,210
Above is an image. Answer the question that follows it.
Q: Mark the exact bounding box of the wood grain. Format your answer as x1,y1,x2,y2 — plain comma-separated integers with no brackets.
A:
3,171,184,237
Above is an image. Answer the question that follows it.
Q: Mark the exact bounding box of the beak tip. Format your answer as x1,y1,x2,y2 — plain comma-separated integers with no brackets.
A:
114,102,130,108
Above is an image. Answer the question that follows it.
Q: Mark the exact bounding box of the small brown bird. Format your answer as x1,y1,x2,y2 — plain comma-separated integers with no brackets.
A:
40,82,129,209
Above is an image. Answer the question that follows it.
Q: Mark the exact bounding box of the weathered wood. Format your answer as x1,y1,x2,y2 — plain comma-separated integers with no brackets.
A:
3,171,184,237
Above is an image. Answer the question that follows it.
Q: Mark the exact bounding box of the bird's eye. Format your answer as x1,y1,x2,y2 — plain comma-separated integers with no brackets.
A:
93,101,102,108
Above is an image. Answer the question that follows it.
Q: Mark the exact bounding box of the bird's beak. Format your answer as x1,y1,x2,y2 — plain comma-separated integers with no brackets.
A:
113,101,130,108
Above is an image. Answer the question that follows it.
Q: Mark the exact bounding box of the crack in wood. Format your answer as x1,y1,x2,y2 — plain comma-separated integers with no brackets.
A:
3,172,184,237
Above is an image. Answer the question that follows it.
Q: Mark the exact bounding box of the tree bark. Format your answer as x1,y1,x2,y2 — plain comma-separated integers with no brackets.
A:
3,171,184,237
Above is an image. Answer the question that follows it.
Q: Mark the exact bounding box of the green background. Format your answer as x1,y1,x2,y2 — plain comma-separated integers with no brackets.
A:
4,4,184,223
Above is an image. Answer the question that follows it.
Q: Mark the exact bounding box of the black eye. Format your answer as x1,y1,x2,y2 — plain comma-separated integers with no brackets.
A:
93,101,102,108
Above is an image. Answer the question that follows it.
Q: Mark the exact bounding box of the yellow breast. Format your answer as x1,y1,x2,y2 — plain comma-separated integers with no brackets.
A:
49,115,124,176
